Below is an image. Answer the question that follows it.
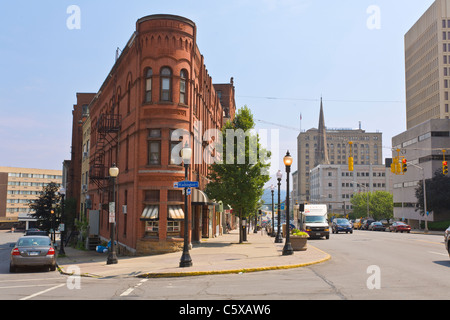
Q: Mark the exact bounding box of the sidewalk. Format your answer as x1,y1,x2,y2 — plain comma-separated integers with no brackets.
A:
56,229,331,279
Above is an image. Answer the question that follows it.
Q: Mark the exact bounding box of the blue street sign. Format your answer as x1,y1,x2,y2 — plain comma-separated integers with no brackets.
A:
174,181,199,188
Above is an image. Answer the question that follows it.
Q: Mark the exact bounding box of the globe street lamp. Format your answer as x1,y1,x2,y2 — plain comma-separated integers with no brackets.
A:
180,142,193,268
282,151,294,256
107,164,119,265
275,170,283,243
59,187,66,255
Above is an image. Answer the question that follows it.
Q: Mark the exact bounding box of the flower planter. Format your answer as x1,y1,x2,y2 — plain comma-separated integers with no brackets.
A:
290,236,308,251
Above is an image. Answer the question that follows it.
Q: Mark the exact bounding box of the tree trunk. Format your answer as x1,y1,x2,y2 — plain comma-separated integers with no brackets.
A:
239,209,242,244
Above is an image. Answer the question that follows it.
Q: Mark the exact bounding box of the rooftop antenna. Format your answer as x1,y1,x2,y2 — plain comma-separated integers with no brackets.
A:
116,47,122,62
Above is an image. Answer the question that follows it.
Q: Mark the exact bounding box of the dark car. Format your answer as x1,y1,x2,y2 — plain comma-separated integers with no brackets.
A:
368,221,386,231
25,228,49,236
361,219,375,230
332,218,353,234
444,226,450,257
10,236,56,272
389,221,411,233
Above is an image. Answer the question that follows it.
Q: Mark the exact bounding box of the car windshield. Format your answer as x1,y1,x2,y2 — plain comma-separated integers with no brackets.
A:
336,218,349,224
18,238,51,247
305,216,327,223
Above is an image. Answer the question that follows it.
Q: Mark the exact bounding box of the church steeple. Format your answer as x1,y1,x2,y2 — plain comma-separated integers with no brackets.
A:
315,97,329,166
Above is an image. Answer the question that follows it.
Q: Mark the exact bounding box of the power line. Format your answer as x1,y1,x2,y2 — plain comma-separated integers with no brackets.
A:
255,119,300,132
238,96,404,104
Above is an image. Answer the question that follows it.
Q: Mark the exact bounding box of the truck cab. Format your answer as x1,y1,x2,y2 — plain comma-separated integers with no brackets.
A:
300,204,330,239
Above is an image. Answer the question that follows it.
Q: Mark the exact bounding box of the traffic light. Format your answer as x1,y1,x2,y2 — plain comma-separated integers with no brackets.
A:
401,158,407,174
396,159,402,174
391,158,397,174
443,161,448,175
348,156,354,172
391,157,400,175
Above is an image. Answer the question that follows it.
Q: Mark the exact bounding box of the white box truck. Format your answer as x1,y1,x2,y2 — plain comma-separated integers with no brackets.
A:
301,204,330,239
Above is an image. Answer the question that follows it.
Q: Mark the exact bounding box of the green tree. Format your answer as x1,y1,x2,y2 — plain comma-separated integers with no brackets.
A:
415,169,450,216
351,191,393,221
205,106,270,243
29,182,62,232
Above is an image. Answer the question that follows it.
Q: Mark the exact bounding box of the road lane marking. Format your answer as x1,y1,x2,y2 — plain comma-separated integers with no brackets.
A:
428,251,448,257
416,239,444,245
120,278,148,297
0,278,62,283
0,283,62,289
19,283,65,300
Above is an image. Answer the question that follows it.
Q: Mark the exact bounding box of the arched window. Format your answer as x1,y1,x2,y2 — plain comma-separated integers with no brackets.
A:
180,69,188,105
127,81,131,114
145,68,152,103
160,67,172,101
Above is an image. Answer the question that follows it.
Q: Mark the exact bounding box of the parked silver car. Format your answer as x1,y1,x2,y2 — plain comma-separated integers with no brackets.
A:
10,236,56,272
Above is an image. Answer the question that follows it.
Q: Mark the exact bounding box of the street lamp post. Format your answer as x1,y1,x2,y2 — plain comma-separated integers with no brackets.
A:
282,151,294,256
275,170,283,243
51,203,56,243
409,163,428,233
107,164,119,265
59,187,66,255
271,184,275,237
180,142,193,268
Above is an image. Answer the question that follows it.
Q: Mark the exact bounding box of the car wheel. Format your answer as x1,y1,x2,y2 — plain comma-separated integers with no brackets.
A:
49,264,56,272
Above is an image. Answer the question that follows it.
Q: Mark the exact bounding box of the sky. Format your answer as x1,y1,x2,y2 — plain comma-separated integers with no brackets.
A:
0,0,436,188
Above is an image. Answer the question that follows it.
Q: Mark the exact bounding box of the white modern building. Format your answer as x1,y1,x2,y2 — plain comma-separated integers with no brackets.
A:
392,119,450,226
309,162,393,216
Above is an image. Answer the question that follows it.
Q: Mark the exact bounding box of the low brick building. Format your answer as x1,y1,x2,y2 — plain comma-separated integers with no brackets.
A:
71,14,235,255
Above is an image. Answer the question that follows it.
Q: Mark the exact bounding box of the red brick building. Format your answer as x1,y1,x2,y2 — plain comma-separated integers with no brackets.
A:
72,14,235,255
68,93,95,218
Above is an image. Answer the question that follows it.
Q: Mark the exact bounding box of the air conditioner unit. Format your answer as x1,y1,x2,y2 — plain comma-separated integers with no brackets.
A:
82,184,88,192
122,205,127,214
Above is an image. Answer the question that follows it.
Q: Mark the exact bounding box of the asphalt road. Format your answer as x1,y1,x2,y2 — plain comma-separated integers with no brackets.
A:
0,229,449,301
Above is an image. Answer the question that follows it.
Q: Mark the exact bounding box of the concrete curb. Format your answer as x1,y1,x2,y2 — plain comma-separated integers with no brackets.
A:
56,245,331,279
137,246,332,279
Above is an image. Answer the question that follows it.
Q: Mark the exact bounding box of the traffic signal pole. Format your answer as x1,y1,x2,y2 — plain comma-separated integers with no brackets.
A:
408,162,428,234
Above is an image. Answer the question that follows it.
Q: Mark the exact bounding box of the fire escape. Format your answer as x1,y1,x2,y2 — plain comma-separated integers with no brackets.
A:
89,113,121,192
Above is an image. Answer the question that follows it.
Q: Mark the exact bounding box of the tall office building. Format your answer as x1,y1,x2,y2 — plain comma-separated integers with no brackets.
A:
405,0,450,129
294,100,383,204
391,0,450,226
